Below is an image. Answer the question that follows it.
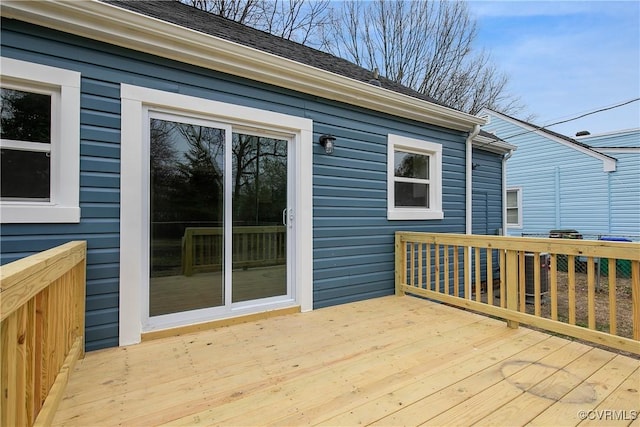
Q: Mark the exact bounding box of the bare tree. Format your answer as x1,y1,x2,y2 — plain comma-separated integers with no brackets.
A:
321,0,523,115
180,0,330,46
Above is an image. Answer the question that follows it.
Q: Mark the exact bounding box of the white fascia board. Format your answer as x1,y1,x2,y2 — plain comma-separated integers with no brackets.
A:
594,147,640,154
481,109,616,172
1,0,484,132
472,135,516,154
576,128,640,140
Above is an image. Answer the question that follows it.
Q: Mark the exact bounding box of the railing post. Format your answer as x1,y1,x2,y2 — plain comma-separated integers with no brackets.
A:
505,249,519,329
395,233,406,296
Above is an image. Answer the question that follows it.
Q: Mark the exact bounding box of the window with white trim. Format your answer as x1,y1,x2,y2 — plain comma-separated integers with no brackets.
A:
387,134,443,220
506,187,522,227
1,58,80,223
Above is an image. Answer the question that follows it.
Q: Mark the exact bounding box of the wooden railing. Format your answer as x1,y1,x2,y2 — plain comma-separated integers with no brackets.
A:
182,226,286,276
1,241,86,427
395,232,640,354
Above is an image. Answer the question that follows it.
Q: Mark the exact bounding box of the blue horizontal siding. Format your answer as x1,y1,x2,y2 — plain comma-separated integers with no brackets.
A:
81,126,121,144
472,148,503,236
313,235,393,249
311,101,468,305
85,278,120,296
580,129,640,148
2,17,472,350
489,114,614,236
81,141,120,159
80,172,120,188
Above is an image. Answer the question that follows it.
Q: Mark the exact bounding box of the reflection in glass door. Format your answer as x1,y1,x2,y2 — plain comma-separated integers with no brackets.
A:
148,116,290,319
149,116,225,316
231,134,288,303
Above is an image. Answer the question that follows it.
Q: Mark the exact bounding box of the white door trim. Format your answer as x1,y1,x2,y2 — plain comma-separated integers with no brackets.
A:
120,84,313,346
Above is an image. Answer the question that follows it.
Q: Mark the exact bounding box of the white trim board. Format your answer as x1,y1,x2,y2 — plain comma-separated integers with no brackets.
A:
119,84,313,345
594,147,640,154
472,134,516,155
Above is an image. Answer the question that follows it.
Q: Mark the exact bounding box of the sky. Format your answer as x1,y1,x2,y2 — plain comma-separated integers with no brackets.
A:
466,0,640,137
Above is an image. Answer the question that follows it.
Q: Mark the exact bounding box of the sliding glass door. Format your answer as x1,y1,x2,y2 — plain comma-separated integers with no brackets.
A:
148,113,291,320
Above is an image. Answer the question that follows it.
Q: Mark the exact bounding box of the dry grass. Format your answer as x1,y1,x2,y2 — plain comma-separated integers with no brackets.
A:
516,270,636,358
540,271,634,339
479,268,636,358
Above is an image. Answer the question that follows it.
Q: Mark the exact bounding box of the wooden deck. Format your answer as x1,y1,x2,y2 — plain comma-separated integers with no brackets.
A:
52,296,639,426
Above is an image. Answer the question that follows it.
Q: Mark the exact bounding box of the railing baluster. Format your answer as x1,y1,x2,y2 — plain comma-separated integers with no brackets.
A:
475,248,481,302
418,243,423,289
588,257,596,330
518,251,526,312
609,258,617,335
34,293,44,415
26,298,36,426
2,313,18,425
506,249,519,329
568,255,576,325
487,250,493,306
534,252,541,316
453,246,460,297
409,243,415,287
434,245,440,293
550,254,558,321
464,246,470,299
499,250,505,308
426,243,432,291
264,231,269,261
444,245,450,295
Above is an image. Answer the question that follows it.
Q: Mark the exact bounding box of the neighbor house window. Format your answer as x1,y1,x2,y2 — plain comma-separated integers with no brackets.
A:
506,187,522,227
387,134,443,220
1,58,80,223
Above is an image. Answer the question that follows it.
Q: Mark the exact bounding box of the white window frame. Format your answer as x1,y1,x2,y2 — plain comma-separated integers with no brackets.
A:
506,187,522,228
0,57,80,223
387,134,443,220
119,84,313,345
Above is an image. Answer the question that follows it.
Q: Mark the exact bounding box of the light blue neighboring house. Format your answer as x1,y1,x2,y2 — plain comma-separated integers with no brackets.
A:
480,109,640,238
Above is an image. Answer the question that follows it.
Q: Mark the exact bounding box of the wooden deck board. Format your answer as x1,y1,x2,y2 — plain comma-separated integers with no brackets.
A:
475,352,637,426
417,344,612,427
52,296,640,426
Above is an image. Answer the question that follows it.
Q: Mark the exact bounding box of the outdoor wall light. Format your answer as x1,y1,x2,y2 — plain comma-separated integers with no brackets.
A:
319,134,336,155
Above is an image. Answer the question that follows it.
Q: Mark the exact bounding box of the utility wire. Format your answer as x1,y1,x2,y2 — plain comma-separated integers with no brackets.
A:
498,98,640,141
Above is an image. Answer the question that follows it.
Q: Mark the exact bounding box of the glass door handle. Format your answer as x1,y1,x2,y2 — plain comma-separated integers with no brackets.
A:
282,208,293,228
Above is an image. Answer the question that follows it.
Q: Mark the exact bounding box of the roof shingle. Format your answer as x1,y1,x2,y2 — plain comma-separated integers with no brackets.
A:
106,0,449,108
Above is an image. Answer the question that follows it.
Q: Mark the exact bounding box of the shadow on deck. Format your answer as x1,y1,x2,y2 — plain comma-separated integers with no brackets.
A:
53,296,639,426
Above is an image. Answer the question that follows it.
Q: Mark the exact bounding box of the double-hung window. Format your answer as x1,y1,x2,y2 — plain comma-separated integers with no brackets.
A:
506,187,522,228
387,134,443,220
1,58,80,223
